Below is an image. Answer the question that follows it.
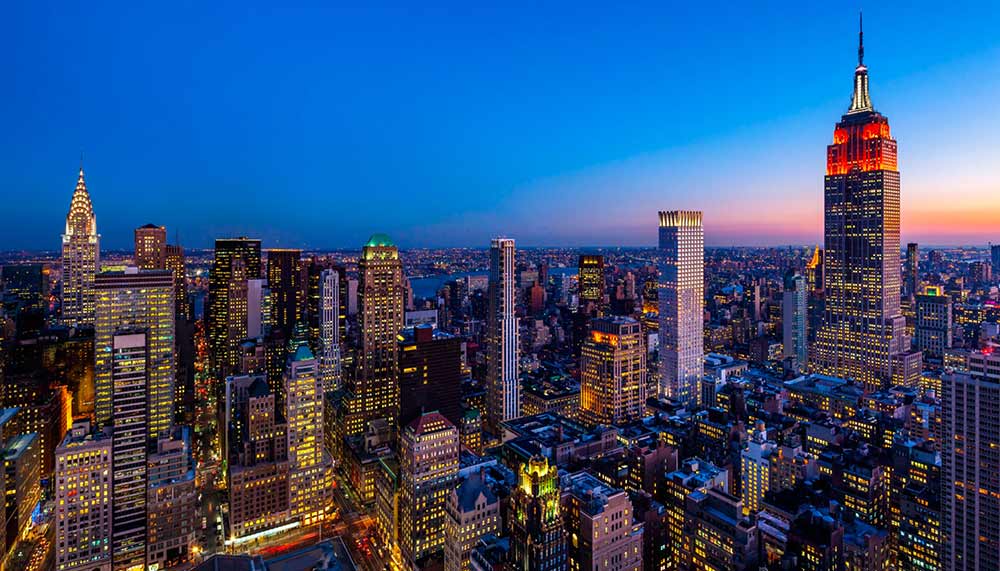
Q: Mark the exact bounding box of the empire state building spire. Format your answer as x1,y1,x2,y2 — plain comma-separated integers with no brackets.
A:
849,11,872,113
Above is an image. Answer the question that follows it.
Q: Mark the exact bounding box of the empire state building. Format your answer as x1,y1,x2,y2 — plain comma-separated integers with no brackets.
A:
813,17,920,391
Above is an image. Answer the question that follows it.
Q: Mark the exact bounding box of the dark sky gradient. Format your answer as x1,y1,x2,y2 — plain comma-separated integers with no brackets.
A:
3,2,1000,250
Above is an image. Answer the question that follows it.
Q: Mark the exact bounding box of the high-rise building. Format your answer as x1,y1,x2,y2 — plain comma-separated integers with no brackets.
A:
485,238,519,433
347,234,404,437
941,371,1000,571
246,277,268,339
134,224,167,270
991,244,1000,276
579,316,647,427
54,421,113,571
146,427,197,570
225,373,290,542
657,210,704,406
578,254,605,308
906,242,919,297
398,325,463,428
61,166,100,326
2,431,40,562
813,22,912,392
318,268,342,392
782,271,808,370
915,286,952,361
164,244,187,318
267,249,303,335
510,456,566,571
209,238,261,375
109,330,149,571
94,269,175,440
563,472,644,571
398,411,459,568
444,469,500,571
285,331,330,528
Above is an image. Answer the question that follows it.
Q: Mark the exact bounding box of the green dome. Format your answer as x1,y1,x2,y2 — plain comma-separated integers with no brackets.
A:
365,233,395,248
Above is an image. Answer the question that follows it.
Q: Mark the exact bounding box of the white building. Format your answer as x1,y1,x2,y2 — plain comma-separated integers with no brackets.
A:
658,211,704,406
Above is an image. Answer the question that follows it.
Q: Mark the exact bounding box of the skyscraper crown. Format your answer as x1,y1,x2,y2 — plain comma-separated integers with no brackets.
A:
65,166,97,237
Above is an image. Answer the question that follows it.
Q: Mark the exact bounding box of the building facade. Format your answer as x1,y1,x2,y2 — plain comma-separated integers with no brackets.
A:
579,316,647,427
318,268,342,392
486,238,520,433
658,210,704,406
941,371,1000,571
209,238,262,375
110,331,150,571
510,456,566,571
134,224,167,270
94,269,175,440
61,166,100,326
782,271,808,370
399,412,460,568
54,422,113,571
812,27,912,391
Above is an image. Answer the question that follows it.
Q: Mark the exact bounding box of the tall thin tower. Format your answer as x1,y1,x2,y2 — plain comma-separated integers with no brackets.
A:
486,237,519,433
658,211,704,406
813,16,910,391
318,268,342,392
61,165,100,326
348,234,404,436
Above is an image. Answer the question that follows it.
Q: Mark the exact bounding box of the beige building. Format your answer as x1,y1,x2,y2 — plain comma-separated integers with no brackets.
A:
147,428,197,569
54,421,113,571
564,471,644,571
399,412,459,568
580,316,647,427
444,470,500,571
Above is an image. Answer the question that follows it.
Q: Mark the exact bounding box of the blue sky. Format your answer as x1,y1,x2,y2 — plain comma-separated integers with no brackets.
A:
3,1,999,249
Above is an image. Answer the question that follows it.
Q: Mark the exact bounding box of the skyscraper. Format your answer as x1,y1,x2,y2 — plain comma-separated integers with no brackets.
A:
658,211,704,406
782,270,808,370
579,316,647,427
486,237,519,433
813,20,912,391
267,249,303,335
94,268,175,440
110,330,149,571
510,456,566,571
941,371,1000,571
348,234,404,436
398,411,459,568
915,286,952,361
564,472,644,571
284,330,330,528
398,325,463,428
318,268,342,392
209,238,261,375
906,242,919,297
134,224,167,270
54,421,113,571
61,166,100,327
578,254,605,308
164,244,187,318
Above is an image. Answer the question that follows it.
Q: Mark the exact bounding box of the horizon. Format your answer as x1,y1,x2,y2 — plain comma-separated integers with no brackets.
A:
5,2,1000,250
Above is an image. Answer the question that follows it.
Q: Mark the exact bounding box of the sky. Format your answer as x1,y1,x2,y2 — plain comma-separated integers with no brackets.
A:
3,1,1000,250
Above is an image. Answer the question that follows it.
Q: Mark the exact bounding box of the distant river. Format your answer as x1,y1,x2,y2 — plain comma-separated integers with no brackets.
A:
409,267,577,299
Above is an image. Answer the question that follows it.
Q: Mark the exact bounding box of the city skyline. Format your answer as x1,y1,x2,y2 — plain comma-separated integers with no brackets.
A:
5,2,1000,250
